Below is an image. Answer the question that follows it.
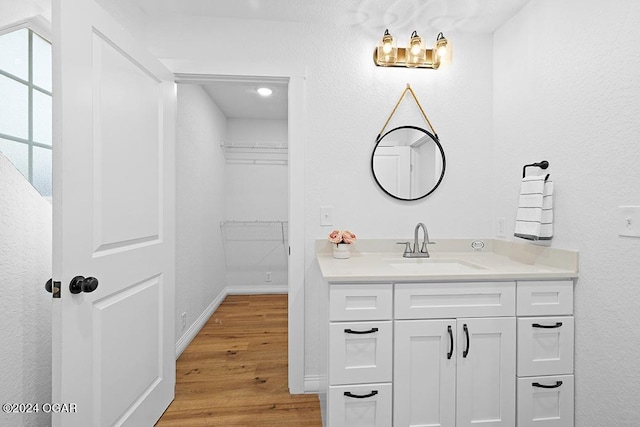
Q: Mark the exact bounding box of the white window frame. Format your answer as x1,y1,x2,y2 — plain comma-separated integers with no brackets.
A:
0,16,52,196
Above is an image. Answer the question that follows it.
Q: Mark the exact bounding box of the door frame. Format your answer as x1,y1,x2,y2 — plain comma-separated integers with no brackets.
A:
173,61,306,394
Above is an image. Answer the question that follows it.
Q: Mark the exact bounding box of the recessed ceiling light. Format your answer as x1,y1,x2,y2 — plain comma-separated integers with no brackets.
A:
257,87,273,97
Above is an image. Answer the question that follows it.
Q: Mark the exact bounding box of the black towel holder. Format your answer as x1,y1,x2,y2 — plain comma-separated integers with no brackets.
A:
523,160,549,178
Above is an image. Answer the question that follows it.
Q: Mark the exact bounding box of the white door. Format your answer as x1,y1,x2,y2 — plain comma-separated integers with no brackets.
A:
52,0,176,425
456,318,516,427
372,146,411,199
394,319,456,427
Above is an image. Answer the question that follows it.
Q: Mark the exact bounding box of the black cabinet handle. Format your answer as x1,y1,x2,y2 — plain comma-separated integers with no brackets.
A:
463,324,470,358
532,322,563,329
532,381,563,389
447,325,453,359
344,390,378,399
344,327,379,334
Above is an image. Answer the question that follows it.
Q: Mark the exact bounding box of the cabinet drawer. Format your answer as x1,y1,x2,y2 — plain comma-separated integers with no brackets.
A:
330,284,393,321
517,280,573,316
394,282,516,319
517,316,574,377
329,321,392,385
328,383,392,427
517,375,574,427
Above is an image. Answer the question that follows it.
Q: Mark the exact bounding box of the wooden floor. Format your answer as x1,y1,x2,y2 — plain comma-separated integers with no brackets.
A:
156,294,322,426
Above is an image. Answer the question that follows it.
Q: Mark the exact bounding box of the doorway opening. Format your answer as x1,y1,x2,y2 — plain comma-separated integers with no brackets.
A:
174,73,305,393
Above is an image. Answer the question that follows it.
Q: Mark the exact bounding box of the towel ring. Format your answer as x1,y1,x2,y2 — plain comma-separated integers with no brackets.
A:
523,160,549,178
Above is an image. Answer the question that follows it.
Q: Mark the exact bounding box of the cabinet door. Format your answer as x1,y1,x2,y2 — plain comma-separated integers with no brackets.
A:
456,317,516,427
517,375,574,427
518,316,574,376
394,319,456,427
329,321,392,385
328,383,392,427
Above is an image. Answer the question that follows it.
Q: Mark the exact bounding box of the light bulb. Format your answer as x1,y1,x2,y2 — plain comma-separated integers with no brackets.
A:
437,45,447,59
377,29,397,65
257,87,273,97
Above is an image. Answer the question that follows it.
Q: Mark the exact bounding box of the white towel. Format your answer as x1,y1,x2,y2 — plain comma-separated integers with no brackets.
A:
514,175,553,240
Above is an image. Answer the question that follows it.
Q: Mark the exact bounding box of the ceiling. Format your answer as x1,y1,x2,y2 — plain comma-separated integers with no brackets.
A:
103,0,532,34
1,0,532,121
199,78,289,120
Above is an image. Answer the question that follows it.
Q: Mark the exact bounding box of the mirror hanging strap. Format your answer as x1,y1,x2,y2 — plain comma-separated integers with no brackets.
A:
377,83,438,140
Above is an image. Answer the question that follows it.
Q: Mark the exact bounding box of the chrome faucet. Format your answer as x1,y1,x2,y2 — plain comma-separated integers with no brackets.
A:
397,222,433,258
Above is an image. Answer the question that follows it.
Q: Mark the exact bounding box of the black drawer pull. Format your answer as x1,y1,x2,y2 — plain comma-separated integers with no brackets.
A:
344,390,378,399
532,322,563,329
532,381,563,389
344,327,379,334
463,324,470,358
447,325,454,359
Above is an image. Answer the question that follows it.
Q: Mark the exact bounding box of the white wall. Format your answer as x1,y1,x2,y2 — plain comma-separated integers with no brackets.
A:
0,153,52,427
135,18,495,383
493,1,640,424
175,84,228,348
225,118,288,221
224,118,288,289
226,118,287,145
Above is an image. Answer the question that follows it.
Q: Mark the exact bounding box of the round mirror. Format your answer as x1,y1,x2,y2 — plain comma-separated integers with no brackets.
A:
371,125,446,201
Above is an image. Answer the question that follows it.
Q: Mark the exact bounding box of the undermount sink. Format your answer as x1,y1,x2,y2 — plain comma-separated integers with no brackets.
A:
385,258,485,273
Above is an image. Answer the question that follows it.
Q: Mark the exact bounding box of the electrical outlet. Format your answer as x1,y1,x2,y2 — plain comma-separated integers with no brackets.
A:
496,217,506,237
265,271,272,282
181,312,187,331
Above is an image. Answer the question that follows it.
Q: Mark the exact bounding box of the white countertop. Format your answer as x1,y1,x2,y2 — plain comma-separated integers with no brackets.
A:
316,239,579,283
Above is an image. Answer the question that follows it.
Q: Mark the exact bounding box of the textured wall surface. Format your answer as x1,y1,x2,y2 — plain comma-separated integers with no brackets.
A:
225,118,288,221
493,1,640,424
0,154,52,427
133,14,495,382
175,84,228,343
224,118,289,288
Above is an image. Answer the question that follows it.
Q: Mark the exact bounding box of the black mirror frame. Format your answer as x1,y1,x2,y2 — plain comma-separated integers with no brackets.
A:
370,125,446,201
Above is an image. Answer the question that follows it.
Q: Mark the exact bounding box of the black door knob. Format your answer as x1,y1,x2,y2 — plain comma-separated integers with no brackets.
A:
45,278,53,293
69,276,99,294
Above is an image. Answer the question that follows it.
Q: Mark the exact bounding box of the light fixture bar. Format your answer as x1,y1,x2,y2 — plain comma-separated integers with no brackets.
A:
373,47,438,68
373,30,450,69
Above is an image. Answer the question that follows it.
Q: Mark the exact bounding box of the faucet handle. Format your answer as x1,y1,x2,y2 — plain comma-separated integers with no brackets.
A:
396,242,412,255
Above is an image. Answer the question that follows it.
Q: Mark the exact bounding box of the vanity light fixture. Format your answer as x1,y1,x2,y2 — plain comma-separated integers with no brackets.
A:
257,87,273,97
374,29,451,69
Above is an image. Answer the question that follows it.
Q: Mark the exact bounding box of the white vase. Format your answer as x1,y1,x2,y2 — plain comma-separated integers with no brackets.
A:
333,243,351,259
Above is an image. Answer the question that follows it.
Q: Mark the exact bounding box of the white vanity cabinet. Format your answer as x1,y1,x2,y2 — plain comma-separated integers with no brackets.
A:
516,280,575,427
323,280,576,427
327,284,394,427
394,282,517,427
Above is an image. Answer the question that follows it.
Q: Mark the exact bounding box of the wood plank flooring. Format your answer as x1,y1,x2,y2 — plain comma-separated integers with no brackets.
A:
156,294,322,426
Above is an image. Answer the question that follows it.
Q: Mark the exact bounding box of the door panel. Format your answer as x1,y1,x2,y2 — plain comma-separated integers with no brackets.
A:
52,0,176,425
394,319,456,427
456,318,516,427
94,275,162,426
372,146,411,199
92,31,162,252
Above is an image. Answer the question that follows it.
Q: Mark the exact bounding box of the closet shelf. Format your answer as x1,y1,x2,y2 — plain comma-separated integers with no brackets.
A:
221,142,288,165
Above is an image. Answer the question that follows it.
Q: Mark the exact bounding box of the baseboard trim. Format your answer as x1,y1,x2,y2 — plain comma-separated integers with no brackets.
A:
174,289,228,358
226,284,288,294
174,285,289,358
304,375,321,394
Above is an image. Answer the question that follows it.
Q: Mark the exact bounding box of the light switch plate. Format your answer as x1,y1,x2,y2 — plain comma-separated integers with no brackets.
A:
320,206,333,226
618,206,640,237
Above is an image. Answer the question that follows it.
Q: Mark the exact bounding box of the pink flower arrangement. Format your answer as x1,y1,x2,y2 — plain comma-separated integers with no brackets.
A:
328,230,357,246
